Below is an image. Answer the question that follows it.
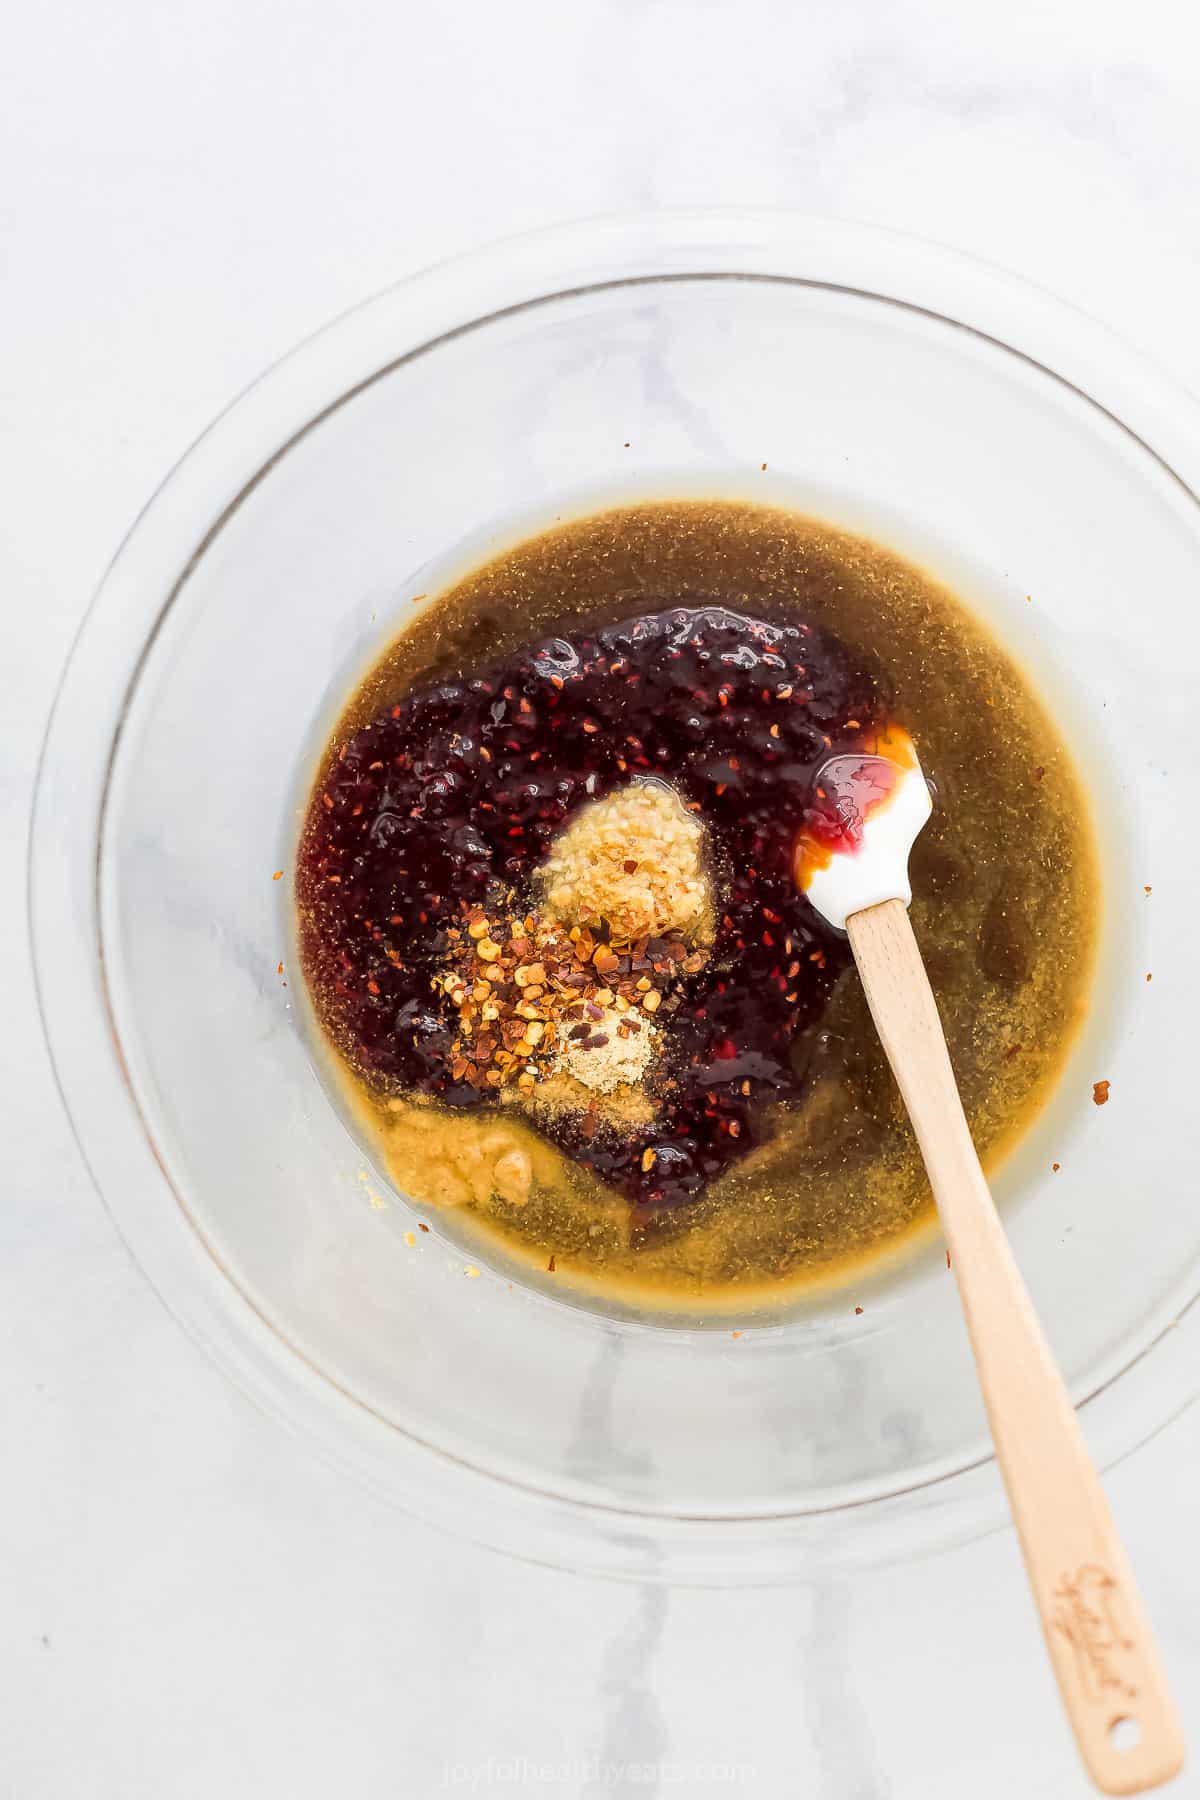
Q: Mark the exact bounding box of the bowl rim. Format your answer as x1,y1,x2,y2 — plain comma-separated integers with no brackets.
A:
29,208,1200,1582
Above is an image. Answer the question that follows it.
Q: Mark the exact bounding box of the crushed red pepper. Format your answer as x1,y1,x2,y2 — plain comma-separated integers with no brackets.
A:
433,901,700,1093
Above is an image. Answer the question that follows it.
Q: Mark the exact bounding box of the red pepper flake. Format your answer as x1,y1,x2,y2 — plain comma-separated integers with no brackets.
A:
945,1249,952,1269
1144,885,1152,895
410,593,426,604
276,961,284,976
1033,766,1045,782
1052,1162,1061,1173
1146,972,1152,982
760,462,767,472
1092,1079,1111,1106
272,870,284,881
367,979,380,995
854,1306,863,1315
731,1329,743,1339
418,1221,430,1233
391,705,402,718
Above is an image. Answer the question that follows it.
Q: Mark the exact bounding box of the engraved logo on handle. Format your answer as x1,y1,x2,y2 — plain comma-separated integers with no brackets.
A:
1053,1564,1137,1703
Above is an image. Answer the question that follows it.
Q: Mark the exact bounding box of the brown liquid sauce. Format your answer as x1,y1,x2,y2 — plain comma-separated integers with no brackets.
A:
297,500,1098,1312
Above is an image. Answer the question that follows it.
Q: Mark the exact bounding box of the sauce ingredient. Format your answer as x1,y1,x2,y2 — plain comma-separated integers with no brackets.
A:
296,499,1098,1307
539,780,711,941
429,898,692,1097
299,603,882,1207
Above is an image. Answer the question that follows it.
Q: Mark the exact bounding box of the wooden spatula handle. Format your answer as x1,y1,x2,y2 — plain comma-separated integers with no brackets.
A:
846,898,1184,1795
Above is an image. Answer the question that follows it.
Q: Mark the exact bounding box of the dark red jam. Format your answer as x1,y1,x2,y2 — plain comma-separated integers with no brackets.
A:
298,605,886,1210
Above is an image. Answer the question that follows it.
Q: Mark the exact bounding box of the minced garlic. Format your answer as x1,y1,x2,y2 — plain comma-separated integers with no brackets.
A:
538,781,711,943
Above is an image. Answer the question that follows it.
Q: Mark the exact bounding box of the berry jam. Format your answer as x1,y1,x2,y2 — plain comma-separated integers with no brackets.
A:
298,604,885,1209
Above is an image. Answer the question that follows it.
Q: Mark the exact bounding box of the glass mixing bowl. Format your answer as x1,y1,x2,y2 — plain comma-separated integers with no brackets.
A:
31,213,1200,1581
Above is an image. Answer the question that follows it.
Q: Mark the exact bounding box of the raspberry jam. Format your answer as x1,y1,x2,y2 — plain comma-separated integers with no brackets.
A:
298,605,883,1208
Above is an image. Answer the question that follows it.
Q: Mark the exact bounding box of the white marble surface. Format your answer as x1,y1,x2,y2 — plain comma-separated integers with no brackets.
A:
4,2,1200,1793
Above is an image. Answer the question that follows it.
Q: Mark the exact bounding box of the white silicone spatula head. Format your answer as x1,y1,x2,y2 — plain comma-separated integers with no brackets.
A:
792,726,932,930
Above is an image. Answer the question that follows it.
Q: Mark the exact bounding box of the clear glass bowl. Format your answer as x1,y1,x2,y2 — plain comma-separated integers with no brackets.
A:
31,213,1200,1582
